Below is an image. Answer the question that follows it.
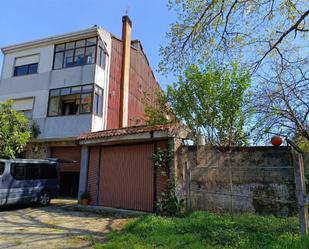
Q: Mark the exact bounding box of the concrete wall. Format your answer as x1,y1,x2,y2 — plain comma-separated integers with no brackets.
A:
176,146,296,216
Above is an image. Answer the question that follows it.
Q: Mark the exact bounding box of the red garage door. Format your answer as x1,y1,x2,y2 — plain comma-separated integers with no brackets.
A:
99,144,154,212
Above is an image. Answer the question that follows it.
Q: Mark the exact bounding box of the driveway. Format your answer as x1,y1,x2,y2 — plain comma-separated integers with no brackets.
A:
0,200,127,249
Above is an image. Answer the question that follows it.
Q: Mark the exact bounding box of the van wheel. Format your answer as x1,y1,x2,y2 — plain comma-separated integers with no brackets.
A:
37,191,51,206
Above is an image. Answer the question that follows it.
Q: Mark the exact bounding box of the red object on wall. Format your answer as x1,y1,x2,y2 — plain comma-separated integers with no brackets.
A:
271,136,283,146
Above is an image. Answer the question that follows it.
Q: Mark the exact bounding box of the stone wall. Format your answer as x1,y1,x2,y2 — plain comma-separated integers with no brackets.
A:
176,146,296,216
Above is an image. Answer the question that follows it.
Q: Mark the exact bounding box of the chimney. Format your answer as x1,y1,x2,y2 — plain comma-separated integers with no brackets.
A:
119,15,132,128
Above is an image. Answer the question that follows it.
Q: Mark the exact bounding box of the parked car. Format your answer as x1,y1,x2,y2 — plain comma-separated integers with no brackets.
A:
0,159,59,206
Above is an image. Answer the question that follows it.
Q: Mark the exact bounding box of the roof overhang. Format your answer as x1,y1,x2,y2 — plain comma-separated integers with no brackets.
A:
1,27,101,54
78,124,189,146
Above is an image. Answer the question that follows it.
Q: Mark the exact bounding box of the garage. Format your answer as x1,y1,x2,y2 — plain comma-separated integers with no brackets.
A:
101,143,154,211
50,146,81,197
78,124,184,212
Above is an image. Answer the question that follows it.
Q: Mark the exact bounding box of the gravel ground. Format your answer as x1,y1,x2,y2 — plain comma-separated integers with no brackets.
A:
0,199,127,249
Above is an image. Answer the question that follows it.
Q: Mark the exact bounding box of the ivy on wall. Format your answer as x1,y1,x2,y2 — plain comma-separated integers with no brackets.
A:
153,143,183,216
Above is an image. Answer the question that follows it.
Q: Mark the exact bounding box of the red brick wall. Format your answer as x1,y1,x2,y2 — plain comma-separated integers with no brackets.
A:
107,37,161,129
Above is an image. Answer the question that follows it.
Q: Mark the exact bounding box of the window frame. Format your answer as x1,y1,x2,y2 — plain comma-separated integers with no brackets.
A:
13,63,38,77
47,84,96,117
52,37,98,70
10,163,58,180
93,85,104,116
0,162,5,176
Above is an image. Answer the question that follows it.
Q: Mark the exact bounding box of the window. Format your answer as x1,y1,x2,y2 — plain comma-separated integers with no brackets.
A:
48,84,94,116
11,164,26,180
0,162,5,176
94,85,104,116
12,98,34,120
11,163,58,180
14,63,38,76
97,46,107,69
26,164,40,180
39,164,58,179
53,37,97,70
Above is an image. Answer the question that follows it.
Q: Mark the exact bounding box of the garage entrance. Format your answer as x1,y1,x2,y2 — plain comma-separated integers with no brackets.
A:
100,143,154,212
50,146,81,198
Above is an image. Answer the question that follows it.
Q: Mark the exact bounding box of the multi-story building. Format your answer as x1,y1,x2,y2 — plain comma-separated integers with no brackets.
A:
0,16,161,196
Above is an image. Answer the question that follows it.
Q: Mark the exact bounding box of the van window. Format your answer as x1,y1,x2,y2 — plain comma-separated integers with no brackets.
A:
26,164,40,180
11,164,26,180
0,162,5,176
11,163,58,180
40,164,58,179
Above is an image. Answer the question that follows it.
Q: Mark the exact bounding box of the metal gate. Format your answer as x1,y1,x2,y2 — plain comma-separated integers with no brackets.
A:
98,143,154,212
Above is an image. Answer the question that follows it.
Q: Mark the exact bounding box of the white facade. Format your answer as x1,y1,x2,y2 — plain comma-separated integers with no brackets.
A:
0,27,112,141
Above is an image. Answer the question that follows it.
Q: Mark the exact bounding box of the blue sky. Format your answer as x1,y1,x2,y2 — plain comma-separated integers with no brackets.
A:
0,0,177,90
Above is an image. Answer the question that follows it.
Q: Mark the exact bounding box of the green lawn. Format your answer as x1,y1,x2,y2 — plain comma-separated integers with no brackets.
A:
94,211,309,249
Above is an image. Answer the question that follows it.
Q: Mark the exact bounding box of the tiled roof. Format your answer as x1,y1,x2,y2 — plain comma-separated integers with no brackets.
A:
78,124,175,141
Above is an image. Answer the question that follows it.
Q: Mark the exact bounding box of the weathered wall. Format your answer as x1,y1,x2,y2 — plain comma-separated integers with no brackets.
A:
176,146,296,216
106,37,160,129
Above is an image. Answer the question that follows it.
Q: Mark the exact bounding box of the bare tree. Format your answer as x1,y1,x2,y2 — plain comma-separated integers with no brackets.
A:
250,56,309,143
160,0,309,74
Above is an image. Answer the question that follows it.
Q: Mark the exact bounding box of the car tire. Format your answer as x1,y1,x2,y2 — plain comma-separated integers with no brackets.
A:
37,191,51,207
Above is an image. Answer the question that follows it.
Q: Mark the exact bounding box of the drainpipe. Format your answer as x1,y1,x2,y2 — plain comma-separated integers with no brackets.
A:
119,15,132,128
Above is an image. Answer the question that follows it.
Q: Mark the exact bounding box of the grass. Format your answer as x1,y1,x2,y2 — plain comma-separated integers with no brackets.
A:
94,211,309,249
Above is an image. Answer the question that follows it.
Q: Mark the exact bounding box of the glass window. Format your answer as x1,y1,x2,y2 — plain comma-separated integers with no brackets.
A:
81,93,92,113
14,63,38,76
50,89,60,97
55,44,65,52
74,48,85,65
23,110,33,120
14,65,28,76
26,164,40,180
48,97,60,116
54,52,64,69
76,40,86,48
0,162,5,176
71,86,82,94
86,38,96,46
60,87,71,96
64,50,74,67
53,37,97,69
82,85,93,93
40,164,57,179
65,42,75,50
85,46,95,64
11,164,26,180
48,85,94,116
97,47,102,66
94,85,103,116
102,51,106,68
28,63,38,74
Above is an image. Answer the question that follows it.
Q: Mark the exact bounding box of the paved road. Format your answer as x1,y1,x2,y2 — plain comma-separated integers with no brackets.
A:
0,200,126,249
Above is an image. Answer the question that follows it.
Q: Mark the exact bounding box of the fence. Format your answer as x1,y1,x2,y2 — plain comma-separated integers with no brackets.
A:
176,146,296,216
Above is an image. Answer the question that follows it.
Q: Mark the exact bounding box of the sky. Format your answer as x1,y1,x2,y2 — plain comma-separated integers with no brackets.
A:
0,0,177,91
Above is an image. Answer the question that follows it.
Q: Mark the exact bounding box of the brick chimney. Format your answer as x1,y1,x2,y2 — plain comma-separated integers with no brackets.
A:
119,15,132,128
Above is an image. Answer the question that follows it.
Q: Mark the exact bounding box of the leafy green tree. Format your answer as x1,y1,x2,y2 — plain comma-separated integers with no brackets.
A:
0,101,31,159
167,63,251,146
144,90,176,126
